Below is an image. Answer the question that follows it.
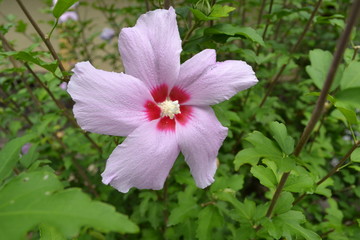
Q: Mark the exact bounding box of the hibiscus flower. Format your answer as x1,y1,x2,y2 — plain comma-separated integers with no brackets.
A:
67,8,258,193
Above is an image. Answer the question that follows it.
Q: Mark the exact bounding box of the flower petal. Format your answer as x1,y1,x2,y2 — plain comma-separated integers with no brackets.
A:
101,121,180,193
180,60,258,106
178,49,216,88
67,61,153,136
176,106,228,188
118,7,182,90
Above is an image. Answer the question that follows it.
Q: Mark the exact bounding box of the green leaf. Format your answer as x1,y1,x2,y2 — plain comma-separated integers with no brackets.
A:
204,24,265,46
283,174,314,193
167,204,198,226
53,0,78,18
269,121,295,155
340,61,360,90
0,134,35,182
245,131,283,160
196,205,223,240
335,87,360,109
234,148,260,169
0,170,139,240
20,144,39,168
273,192,294,215
306,49,342,91
276,211,321,240
357,219,360,227
351,148,360,163
250,165,277,189
209,4,236,18
336,106,358,124
1,51,58,73
39,223,66,240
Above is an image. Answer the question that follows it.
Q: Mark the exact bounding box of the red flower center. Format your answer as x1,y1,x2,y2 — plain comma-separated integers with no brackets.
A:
144,84,192,131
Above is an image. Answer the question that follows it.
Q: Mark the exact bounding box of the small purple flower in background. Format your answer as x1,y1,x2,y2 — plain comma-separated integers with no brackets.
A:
100,27,116,41
67,8,258,193
52,0,78,23
21,143,32,155
59,82,68,90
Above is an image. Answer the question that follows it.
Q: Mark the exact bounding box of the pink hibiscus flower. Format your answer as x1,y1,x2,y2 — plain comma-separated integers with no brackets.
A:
67,8,258,193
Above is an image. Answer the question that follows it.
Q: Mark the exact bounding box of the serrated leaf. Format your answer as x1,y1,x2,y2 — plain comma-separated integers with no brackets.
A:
245,131,283,160
340,61,360,90
53,0,78,18
196,205,223,240
283,174,314,193
204,24,265,46
273,192,294,215
269,121,295,155
0,170,138,240
351,148,360,163
306,49,342,91
250,165,277,189
167,204,198,226
0,134,35,182
276,211,321,240
234,148,260,170
209,4,235,18
335,87,360,109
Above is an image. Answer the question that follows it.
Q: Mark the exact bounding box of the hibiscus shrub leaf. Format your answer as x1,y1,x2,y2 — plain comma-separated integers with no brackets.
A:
306,49,343,91
269,121,295,155
0,170,139,240
204,24,265,46
196,205,223,240
0,134,36,182
53,0,79,18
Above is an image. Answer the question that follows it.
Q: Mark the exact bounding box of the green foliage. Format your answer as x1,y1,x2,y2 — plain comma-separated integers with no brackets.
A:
0,134,35,182
52,0,79,18
0,170,138,239
1,0,360,239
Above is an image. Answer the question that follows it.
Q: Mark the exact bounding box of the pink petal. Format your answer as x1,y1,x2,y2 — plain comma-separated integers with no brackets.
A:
101,121,180,193
177,49,217,89
67,61,153,136
176,106,228,188
118,8,182,91
180,60,258,106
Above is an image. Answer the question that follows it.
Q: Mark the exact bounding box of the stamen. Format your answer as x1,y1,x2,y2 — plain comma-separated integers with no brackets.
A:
158,98,181,119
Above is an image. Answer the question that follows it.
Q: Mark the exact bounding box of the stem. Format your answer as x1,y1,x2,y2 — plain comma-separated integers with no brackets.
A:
261,0,274,40
294,141,360,205
15,0,68,82
264,0,360,219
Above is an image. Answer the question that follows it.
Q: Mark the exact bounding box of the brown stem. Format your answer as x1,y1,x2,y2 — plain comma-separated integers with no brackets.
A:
264,0,360,219
145,0,150,11
15,0,68,82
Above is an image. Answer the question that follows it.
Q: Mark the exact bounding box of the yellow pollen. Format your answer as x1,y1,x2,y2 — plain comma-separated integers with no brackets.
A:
158,98,181,119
